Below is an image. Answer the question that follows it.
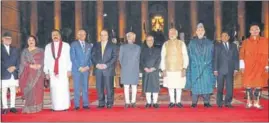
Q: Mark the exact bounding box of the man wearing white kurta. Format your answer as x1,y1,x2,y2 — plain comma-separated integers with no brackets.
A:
161,28,189,108
44,30,72,111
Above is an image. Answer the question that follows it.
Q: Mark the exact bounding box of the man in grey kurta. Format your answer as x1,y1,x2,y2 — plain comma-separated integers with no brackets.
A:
140,35,161,108
119,32,141,108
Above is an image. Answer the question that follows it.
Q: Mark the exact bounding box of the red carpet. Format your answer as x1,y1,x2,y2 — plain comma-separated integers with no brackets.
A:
1,89,268,122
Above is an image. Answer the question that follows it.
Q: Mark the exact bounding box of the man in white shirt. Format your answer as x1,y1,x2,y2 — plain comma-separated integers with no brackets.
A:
44,29,72,111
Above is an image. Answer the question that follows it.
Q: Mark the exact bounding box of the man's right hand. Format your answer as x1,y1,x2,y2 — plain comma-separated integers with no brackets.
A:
214,71,218,76
162,70,167,77
45,74,50,80
96,64,101,69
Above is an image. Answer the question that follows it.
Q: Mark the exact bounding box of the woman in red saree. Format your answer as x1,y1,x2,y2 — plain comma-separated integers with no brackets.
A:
19,35,45,113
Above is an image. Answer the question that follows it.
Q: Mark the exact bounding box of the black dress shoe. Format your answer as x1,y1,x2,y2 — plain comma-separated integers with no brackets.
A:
168,103,175,108
125,104,130,108
131,103,136,108
97,105,105,109
10,108,18,113
191,104,197,108
204,103,212,108
83,106,90,109
145,103,151,108
217,105,223,108
1,109,8,114
225,104,233,108
153,103,159,108
74,107,80,110
176,103,183,108
106,105,112,109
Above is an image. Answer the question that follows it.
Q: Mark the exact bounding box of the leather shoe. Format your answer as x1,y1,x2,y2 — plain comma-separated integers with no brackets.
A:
125,104,130,108
191,104,197,108
97,105,105,109
74,107,80,110
225,104,233,108
10,108,18,113
145,103,151,108
131,103,136,108
106,105,112,109
1,109,8,114
153,103,159,108
176,103,183,108
168,103,175,108
204,103,212,108
83,106,90,109
217,105,223,108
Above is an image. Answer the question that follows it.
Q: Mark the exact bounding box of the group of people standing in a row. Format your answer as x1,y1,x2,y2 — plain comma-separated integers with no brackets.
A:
1,23,268,114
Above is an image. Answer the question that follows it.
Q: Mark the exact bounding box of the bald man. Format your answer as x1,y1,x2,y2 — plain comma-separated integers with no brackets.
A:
160,28,189,108
70,29,92,110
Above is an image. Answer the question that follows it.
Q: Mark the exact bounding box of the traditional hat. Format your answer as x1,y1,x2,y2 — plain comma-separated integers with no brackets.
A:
2,31,12,37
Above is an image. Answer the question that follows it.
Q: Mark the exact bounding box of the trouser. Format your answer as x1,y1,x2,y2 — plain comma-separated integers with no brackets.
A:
1,86,16,109
168,88,183,103
124,85,137,104
96,73,114,106
72,72,89,108
216,73,234,106
192,94,210,104
145,92,158,104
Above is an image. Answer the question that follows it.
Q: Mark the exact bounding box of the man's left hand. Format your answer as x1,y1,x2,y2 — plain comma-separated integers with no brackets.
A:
67,71,72,77
234,70,238,76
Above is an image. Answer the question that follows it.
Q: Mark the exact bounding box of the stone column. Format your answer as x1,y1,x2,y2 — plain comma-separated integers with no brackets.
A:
54,0,61,30
214,0,222,41
168,1,175,29
262,1,268,38
190,1,198,37
118,1,126,39
141,1,148,42
96,0,103,41
30,1,38,36
75,1,82,35
237,1,245,40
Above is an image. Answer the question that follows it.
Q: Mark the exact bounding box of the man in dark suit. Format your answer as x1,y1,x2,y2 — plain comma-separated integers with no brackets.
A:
91,30,117,109
214,31,239,108
70,29,92,110
1,32,20,114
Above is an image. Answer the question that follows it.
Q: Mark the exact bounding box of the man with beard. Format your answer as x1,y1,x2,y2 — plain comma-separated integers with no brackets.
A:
44,29,72,111
185,23,215,108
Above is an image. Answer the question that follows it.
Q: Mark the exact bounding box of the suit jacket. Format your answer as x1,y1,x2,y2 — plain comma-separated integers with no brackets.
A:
214,42,239,75
1,44,20,80
91,41,117,76
70,40,92,74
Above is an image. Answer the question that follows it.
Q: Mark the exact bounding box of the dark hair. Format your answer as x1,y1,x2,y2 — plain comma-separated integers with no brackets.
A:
26,35,38,48
249,22,260,29
52,29,61,35
221,31,230,36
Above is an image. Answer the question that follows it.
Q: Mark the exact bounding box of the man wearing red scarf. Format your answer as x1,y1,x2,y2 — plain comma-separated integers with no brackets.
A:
44,29,72,111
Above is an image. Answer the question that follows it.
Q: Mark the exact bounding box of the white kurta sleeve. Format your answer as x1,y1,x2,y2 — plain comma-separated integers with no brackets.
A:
160,43,166,70
65,43,72,72
43,44,50,75
181,42,189,69
239,60,245,69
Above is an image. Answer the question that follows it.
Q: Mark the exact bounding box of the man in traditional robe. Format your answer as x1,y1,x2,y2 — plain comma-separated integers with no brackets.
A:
70,30,92,110
161,28,189,108
185,23,215,108
91,30,117,109
1,32,20,114
240,23,268,109
141,35,161,108
44,29,72,111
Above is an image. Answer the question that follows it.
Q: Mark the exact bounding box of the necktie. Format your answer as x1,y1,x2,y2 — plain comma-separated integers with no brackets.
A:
224,42,229,51
101,42,105,57
81,41,85,52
